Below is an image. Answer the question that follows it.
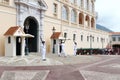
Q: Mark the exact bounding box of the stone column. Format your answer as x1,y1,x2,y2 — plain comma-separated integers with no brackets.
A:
77,11,79,27
21,37,25,57
38,10,45,53
69,8,71,26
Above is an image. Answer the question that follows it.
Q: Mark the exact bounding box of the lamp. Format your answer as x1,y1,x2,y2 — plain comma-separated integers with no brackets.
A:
101,38,104,49
90,35,93,55
25,20,29,55
52,27,56,33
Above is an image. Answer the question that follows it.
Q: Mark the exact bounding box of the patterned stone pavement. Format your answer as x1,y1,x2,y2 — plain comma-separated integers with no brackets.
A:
1,70,49,80
0,53,120,80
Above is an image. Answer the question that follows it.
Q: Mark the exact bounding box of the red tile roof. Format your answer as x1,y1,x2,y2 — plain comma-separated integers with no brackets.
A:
4,26,20,36
110,32,120,35
50,32,61,39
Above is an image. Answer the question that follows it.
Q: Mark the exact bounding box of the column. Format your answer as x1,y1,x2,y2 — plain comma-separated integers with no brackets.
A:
38,10,45,53
21,37,25,57
77,11,79,27
94,18,96,29
89,17,91,29
69,8,71,26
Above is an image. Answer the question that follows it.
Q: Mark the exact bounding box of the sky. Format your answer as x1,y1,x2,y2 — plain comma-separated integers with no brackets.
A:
95,0,120,32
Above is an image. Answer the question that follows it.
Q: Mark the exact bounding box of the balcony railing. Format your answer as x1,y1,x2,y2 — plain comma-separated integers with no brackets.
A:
15,0,28,3
0,0,9,5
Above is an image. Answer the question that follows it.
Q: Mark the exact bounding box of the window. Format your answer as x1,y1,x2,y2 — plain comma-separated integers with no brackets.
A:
71,9,76,23
53,3,58,14
101,38,105,42
97,37,99,42
87,0,89,10
87,36,89,42
53,39,56,45
91,2,94,12
90,1,92,12
106,38,108,43
0,0,9,4
92,37,94,42
84,0,87,10
119,37,120,41
79,13,84,24
18,37,21,43
70,0,75,4
77,0,81,7
103,38,105,42
8,36,11,44
91,18,94,28
62,6,68,20
73,34,76,41
64,32,67,38
112,37,116,41
81,35,83,41
85,15,90,27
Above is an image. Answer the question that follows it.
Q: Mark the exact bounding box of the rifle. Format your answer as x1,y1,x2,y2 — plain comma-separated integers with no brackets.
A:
40,36,42,42
40,36,44,45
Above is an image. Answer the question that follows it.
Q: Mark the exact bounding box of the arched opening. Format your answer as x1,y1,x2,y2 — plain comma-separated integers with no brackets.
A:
79,13,84,25
16,37,22,55
112,44,120,54
24,16,38,52
71,9,76,23
62,5,69,20
85,15,90,27
91,17,94,28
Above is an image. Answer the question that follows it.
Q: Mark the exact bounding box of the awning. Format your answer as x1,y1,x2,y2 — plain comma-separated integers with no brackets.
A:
13,34,34,38
23,34,34,38
4,26,34,38
50,32,61,39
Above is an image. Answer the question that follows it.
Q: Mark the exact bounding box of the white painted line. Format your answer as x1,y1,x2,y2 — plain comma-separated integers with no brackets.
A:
79,57,117,70
79,70,87,80
42,70,50,80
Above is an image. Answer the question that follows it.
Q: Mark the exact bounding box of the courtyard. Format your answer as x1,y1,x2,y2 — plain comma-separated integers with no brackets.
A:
0,53,120,80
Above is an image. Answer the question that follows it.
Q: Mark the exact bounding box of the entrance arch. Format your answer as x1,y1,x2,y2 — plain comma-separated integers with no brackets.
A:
24,16,39,52
112,44,120,55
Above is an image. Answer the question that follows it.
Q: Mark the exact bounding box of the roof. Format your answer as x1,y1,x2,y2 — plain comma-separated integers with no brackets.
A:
4,26,20,36
4,26,34,37
110,32,120,35
50,32,61,39
96,24,113,32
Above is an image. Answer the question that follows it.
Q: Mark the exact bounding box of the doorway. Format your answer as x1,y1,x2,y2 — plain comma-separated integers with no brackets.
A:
16,37,22,55
53,39,56,53
24,16,38,52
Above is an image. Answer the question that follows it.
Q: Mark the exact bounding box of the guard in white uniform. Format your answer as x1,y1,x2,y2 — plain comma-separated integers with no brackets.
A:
74,42,77,56
61,42,67,57
41,41,46,61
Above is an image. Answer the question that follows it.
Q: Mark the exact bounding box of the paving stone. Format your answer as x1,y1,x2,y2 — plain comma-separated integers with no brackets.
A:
80,70,120,80
1,70,49,80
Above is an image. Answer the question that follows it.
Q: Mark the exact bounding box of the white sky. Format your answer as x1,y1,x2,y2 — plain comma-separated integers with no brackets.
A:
95,0,120,32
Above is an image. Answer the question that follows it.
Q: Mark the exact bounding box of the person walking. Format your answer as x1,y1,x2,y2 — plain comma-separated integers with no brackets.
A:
61,41,67,57
41,41,46,61
74,42,77,56
58,42,62,57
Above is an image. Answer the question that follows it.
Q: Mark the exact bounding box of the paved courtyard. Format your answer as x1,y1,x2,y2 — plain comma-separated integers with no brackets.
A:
0,53,120,80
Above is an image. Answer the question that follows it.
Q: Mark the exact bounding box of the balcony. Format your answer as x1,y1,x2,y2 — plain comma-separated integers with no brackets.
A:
62,20,69,26
0,0,9,5
71,22,77,27
15,0,28,3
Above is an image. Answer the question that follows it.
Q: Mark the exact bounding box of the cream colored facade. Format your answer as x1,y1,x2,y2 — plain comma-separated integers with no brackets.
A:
0,0,16,56
44,0,110,55
0,0,110,56
110,32,120,48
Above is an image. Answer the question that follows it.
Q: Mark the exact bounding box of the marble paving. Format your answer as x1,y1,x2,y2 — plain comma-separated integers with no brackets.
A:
0,70,49,80
80,70,120,80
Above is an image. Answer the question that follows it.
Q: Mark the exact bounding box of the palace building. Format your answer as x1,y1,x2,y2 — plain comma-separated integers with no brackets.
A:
0,0,110,56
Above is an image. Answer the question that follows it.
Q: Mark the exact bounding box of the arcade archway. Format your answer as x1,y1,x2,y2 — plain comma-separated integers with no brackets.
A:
24,16,38,52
